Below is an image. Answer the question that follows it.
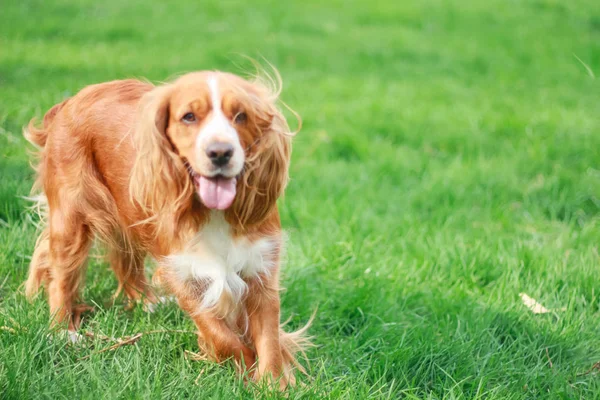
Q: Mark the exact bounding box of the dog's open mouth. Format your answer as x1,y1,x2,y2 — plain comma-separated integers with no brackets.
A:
192,173,237,210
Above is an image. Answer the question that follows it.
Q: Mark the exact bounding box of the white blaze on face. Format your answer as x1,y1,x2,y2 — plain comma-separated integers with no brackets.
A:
195,76,244,175
193,75,245,210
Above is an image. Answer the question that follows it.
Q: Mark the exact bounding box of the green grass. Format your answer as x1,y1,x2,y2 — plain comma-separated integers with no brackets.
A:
2,0,600,398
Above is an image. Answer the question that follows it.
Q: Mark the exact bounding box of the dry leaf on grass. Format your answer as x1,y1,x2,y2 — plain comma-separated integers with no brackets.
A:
519,293,566,314
519,293,551,314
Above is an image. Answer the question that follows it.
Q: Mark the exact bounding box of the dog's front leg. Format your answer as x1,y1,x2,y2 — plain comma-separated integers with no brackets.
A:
177,295,256,370
245,270,291,389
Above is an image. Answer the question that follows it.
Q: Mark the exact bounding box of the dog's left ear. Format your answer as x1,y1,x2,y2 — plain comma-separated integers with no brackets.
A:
130,83,194,223
229,97,293,228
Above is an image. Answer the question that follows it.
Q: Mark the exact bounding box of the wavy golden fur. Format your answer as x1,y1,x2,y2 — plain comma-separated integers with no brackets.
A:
129,70,295,237
23,68,309,389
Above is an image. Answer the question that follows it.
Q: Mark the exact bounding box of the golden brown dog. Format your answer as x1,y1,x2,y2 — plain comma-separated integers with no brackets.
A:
24,70,309,387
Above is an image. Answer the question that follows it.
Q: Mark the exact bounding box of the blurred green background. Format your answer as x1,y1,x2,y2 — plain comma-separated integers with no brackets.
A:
1,0,600,398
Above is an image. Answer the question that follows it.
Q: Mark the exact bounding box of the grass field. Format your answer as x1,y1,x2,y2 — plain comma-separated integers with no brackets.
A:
1,0,600,398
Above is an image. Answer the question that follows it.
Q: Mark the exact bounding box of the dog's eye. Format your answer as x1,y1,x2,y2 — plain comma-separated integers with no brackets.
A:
234,112,247,124
182,112,196,123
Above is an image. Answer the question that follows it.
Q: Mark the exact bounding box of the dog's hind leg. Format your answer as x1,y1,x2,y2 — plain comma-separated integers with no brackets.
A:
25,228,50,298
46,207,92,331
109,245,156,307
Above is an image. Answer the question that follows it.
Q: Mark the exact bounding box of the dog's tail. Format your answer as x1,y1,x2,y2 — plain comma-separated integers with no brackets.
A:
24,99,69,148
22,100,69,298
24,99,71,196
279,309,317,380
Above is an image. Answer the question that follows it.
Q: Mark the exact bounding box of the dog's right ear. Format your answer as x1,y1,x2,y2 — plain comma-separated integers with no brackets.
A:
129,84,194,231
142,84,173,140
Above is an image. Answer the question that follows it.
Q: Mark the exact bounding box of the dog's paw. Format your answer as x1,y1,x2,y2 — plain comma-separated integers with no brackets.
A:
67,330,84,344
254,363,295,391
47,330,84,344
143,296,175,313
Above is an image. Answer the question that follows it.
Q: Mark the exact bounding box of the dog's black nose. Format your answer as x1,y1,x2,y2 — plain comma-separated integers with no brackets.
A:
206,143,234,167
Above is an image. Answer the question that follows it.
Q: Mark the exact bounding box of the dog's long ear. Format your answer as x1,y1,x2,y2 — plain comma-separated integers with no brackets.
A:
129,84,194,233
228,82,295,229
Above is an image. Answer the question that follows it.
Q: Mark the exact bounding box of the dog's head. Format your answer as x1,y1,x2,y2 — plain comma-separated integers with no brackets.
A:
131,70,296,228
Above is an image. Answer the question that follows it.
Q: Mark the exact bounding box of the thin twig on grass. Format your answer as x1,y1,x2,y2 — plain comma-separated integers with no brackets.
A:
184,349,210,361
78,333,143,360
78,329,195,360
193,367,208,386
83,331,114,342
545,348,553,369
577,361,600,377
0,274,10,290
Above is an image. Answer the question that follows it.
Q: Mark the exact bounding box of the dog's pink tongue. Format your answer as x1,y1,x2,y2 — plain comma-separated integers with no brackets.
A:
197,176,237,210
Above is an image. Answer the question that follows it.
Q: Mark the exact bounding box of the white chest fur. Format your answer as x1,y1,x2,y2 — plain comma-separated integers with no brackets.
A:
164,212,278,308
